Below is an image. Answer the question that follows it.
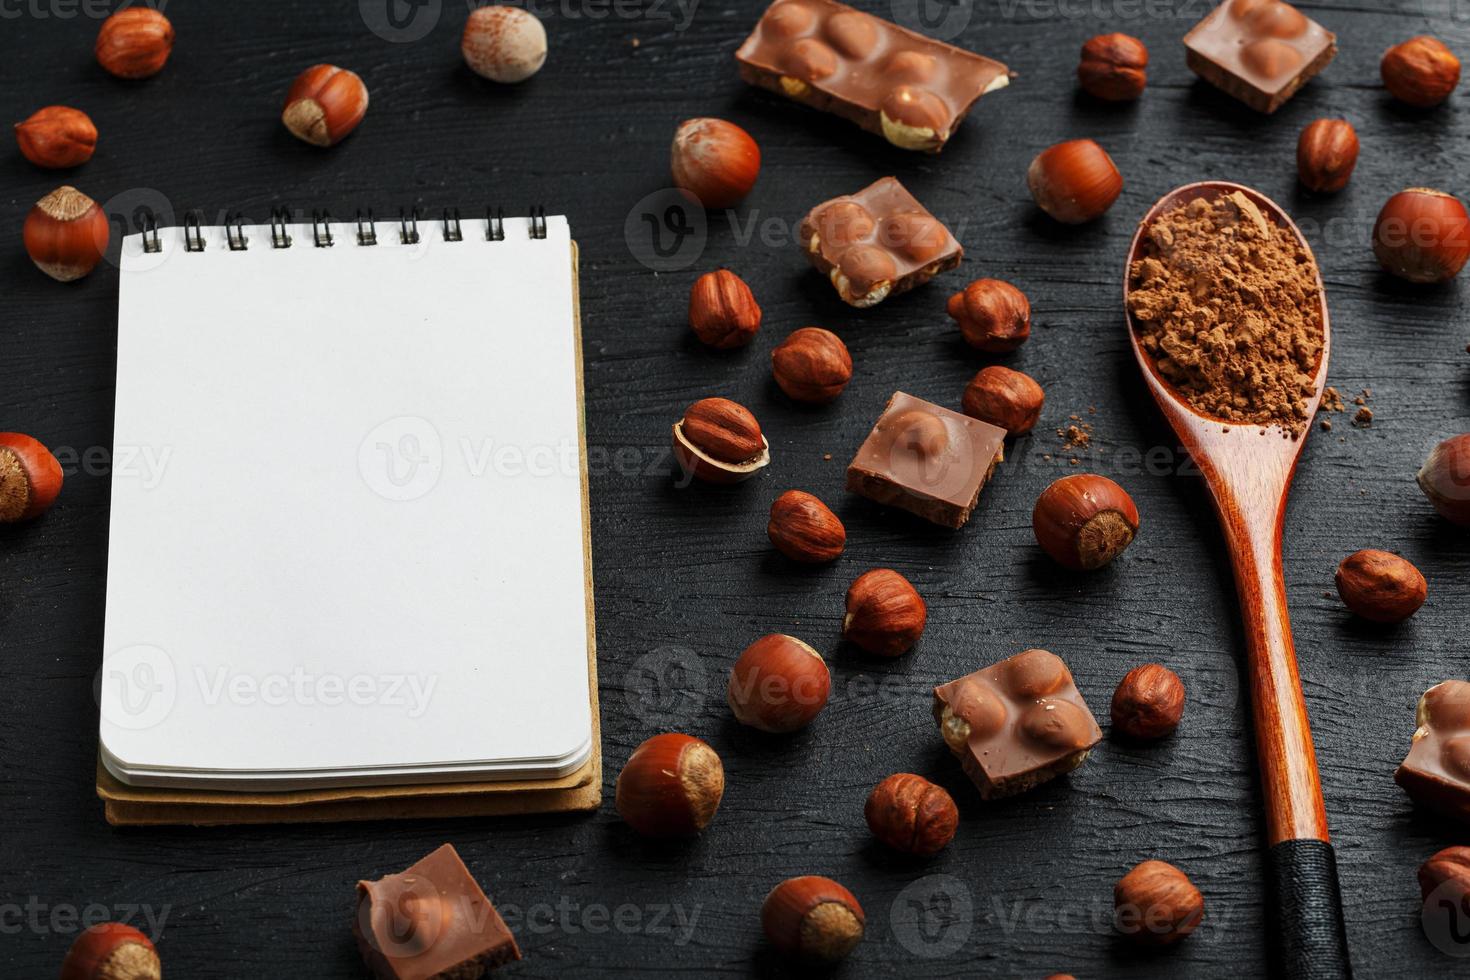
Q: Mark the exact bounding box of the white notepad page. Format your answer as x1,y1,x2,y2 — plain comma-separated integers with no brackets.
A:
99,214,593,788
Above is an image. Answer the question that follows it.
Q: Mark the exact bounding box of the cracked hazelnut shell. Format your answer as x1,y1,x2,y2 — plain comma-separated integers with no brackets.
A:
673,397,770,484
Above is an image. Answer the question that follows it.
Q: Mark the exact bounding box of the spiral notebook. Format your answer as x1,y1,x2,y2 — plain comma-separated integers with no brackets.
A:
97,207,598,804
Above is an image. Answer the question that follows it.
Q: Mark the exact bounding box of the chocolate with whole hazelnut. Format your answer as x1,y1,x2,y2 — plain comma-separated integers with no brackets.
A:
1183,0,1336,114
1395,680,1470,822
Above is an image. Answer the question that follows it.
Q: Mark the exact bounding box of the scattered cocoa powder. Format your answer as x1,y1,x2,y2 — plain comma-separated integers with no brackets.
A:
1058,421,1093,451
1321,386,1344,412
1353,406,1373,427
1128,191,1324,435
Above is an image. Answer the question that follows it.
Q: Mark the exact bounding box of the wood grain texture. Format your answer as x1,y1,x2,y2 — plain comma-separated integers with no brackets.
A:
1,1,1468,978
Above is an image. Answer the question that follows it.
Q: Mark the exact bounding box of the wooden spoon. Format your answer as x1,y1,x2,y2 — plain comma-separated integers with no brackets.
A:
1124,181,1352,978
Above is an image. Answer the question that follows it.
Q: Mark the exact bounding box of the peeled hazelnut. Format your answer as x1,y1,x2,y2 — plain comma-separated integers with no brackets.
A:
462,5,547,83
1373,188,1470,283
95,7,173,79
1419,845,1470,906
1334,549,1427,623
1033,474,1140,571
771,327,852,404
962,365,1044,434
671,118,761,210
947,278,1031,352
1077,33,1148,101
727,633,831,732
0,433,64,523
1027,139,1123,224
761,876,864,962
15,106,97,169
614,733,724,837
768,489,846,563
1418,434,1470,525
282,65,368,148
843,568,926,657
60,923,160,980
864,773,959,855
1114,860,1204,945
673,397,770,484
688,269,761,349
1111,664,1185,739
1296,118,1359,193
1382,36,1461,107
23,185,109,283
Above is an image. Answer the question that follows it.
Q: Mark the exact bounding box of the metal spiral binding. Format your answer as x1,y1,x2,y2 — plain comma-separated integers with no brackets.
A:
442,208,463,243
270,208,292,249
486,207,505,242
312,210,335,248
141,213,161,253
529,205,547,240
357,209,377,246
184,212,205,252
399,208,420,245
226,213,249,251
170,206,546,251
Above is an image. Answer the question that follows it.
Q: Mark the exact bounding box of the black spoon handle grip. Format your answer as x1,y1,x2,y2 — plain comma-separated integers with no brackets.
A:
1267,839,1353,979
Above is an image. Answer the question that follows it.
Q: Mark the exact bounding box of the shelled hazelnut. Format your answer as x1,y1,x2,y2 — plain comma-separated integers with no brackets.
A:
1296,119,1358,193
962,366,1044,434
1113,860,1204,945
1027,139,1122,224
671,118,761,210
1033,474,1140,570
688,269,761,349
1419,846,1470,906
771,327,851,404
23,185,109,282
462,6,547,83
0,433,63,523
864,773,958,855
947,278,1031,352
1111,664,1185,739
15,106,97,169
614,733,724,837
1381,36,1461,107
60,923,160,980
1077,33,1148,101
1418,434,1470,525
767,489,845,562
761,876,864,962
843,568,926,657
95,7,173,79
672,397,770,484
1334,550,1427,623
727,634,831,732
1372,188,1470,283
282,65,369,148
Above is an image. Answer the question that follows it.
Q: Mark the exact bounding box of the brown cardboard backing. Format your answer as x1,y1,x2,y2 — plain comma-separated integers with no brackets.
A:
98,241,601,826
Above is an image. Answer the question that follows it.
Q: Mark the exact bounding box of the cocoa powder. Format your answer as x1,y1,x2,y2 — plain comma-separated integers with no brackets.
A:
1128,191,1324,434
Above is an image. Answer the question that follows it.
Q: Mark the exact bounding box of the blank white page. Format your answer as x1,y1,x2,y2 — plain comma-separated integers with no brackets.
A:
99,215,593,784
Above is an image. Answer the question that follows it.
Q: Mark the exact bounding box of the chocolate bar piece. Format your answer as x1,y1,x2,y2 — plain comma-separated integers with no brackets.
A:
933,649,1102,799
354,844,521,980
847,391,1003,529
735,0,1010,152
800,178,962,308
1184,0,1336,113
1396,680,1470,822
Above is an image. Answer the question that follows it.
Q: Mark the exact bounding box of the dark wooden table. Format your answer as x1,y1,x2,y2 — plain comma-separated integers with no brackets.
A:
3,1,1467,976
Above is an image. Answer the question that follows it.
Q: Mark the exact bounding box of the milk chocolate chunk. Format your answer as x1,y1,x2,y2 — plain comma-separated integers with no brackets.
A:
1184,0,1336,113
847,391,1003,529
1396,680,1470,823
354,844,521,980
735,0,1011,152
934,649,1103,799
801,178,962,308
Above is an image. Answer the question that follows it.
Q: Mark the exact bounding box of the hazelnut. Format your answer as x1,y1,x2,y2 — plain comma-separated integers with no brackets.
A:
1033,474,1140,571
962,365,1044,434
23,185,109,283
1077,33,1148,101
1111,664,1185,739
462,6,547,83
670,117,761,210
1418,434,1470,525
864,773,959,855
1296,118,1359,193
672,397,770,484
95,8,174,80
1334,549,1427,623
15,106,97,169
1113,859,1204,945
1027,139,1123,224
947,278,1031,352
768,489,846,563
0,433,63,523
60,923,160,980
614,733,724,837
727,633,831,732
1373,188,1470,283
771,327,852,404
688,269,761,349
282,65,369,148
1419,845,1470,906
761,876,865,962
1382,36,1461,107
843,568,926,657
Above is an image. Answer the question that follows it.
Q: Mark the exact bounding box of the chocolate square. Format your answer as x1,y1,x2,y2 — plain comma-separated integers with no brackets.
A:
846,391,1003,529
1395,680,1470,823
933,649,1103,799
1184,0,1336,113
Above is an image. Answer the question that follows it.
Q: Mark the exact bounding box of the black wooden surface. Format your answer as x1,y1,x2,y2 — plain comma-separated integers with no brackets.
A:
2,0,1468,976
